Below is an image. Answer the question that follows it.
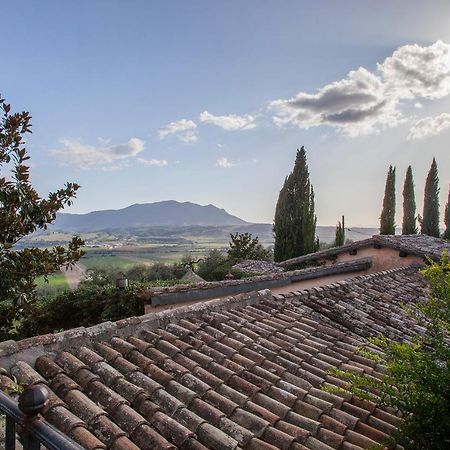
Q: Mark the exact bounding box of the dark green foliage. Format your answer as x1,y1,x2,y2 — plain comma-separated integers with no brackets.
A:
196,249,250,281
273,147,317,261
227,232,271,261
421,158,440,237
2,262,191,341
0,96,84,340
334,216,345,247
380,165,396,235
17,284,144,338
402,166,417,235
325,254,450,449
443,186,450,241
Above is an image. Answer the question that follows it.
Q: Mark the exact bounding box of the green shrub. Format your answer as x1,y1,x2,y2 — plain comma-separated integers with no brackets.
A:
18,284,144,338
81,262,187,288
227,232,272,261
196,249,248,281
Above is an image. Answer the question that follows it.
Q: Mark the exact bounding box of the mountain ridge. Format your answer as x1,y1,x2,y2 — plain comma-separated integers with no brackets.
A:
54,200,248,232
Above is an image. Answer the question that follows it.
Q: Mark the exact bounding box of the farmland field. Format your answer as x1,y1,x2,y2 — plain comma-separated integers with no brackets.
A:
81,254,137,271
25,224,377,284
36,272,69,287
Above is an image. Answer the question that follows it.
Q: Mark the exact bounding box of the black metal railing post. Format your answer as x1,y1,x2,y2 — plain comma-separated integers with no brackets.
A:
5,415,16,449
0,385,84,450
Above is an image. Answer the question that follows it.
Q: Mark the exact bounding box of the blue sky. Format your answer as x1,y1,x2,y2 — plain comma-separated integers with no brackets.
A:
2,1,450,226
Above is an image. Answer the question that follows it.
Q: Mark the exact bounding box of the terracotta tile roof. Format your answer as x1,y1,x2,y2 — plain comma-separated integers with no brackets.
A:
280,234,450,268
0,266,429,449
232,260,284,275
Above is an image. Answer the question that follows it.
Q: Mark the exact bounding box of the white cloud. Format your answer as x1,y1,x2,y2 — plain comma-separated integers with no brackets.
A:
200,111,256,130
51,137,145,169
414,102,423,109
215,157,235,168
379,40,450,99
408,113,450,139
179,131,198,143
159,119,198,143
137,157,168,167
270,41,450,137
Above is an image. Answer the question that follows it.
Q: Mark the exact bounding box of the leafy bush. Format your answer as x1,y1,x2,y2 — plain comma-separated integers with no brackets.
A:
197,249,249,281
325,253,450,450
17,284,144,338
80,262,186,288
227,232,272,261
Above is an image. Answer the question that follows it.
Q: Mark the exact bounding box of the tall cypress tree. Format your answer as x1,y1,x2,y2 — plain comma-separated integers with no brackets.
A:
334,215,345,246
274,147,317,261
380,165,396,235
421,158,440,237
402,166,417,235
443,185,450,241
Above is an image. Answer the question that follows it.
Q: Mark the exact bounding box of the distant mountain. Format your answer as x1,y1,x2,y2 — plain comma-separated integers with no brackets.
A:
54,201,248,232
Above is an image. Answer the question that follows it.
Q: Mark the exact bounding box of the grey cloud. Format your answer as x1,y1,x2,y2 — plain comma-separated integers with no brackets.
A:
324,101,387,124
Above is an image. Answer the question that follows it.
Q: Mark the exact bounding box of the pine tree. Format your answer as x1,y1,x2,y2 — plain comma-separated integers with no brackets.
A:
380,166,396,235
335,215,345,246
273,147,317,261
421,158,440,237
402,166,417,235
443,185,450,241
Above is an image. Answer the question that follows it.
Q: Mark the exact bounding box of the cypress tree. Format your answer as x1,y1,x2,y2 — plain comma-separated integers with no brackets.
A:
273,147,317,261
443,185,450,241
421,158,440,237
380,165,396,235
334,215,345,246
402,166,417,235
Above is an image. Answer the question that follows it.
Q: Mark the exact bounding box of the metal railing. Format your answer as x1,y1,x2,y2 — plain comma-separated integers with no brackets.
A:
0,385,84,450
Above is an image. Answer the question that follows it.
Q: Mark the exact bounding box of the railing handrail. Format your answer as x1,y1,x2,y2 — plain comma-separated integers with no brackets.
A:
0,389,84,450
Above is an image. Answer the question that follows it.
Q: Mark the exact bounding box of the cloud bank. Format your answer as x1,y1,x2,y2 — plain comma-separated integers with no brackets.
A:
270,40,450,136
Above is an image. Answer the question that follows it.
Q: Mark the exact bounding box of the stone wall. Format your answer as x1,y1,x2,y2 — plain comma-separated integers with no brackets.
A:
142,257,372,312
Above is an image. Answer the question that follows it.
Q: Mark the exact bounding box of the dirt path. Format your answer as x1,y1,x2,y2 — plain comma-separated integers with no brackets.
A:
62,262,86,289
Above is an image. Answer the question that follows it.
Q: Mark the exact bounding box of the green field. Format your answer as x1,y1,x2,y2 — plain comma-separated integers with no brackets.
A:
36,272,68,287
81,254,137,271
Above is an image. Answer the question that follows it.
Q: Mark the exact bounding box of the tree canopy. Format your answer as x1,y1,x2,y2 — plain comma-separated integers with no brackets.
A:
227,232,271,261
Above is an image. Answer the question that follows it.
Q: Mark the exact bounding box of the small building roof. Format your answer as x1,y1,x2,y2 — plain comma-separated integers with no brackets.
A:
181,269,206,283
280,234,450,269
0,265,429,449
